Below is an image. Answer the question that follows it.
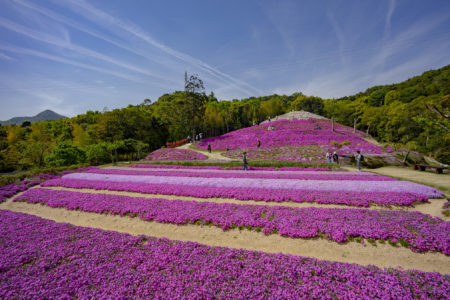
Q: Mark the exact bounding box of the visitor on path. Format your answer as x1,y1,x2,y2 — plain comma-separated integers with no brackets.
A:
199,133,203,140
187,135,191,143
207,143,211,153
195,135,199,142
326,151,331,163
332,151,339,164
257,139,261,148
268,116,271,122
355,151,364,171
226,146,229,151
242,152,248,171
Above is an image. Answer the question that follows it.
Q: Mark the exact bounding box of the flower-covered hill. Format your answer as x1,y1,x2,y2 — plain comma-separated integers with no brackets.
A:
143,148,207,161
198,119,393,162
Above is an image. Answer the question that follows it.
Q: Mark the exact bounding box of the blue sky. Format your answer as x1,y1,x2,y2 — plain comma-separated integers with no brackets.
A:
0,0,449,120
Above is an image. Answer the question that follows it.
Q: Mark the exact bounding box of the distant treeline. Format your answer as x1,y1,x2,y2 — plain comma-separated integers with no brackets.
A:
0,65,449,172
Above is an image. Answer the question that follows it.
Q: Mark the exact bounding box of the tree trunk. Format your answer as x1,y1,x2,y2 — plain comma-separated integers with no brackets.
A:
353,118,357,133
402,151,410,165
331,119,335,132
366,124,371,135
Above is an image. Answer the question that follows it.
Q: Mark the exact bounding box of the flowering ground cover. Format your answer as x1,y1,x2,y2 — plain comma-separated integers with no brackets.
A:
143,148,207,161
197,119,393,159
223,145,328,161
130,163,331,171
41,178,430,207
16,188,450,254
91,167,398,181
1,210,449,298
62,172,443,198
0,180,40,203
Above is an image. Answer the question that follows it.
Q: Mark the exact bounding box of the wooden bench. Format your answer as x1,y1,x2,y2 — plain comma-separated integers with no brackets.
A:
413,164,446,174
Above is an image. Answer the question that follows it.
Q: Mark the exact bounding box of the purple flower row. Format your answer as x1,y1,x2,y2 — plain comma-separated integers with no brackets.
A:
1,210,448,298
0,180,40,203
93,168,397,181
41,179,428,207
63,172,444,198
129,164,331,172
143,148,207,161
15,188,450,254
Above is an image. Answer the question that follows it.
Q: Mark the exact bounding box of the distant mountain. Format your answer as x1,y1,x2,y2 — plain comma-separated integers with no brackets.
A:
0,110,67,125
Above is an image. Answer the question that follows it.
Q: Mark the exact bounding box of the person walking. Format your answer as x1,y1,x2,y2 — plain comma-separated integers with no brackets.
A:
187,135,191,143
257,139,261,148
325,151,331,163
355,151,364,171
242,152,248,171
332,151,339,165
207,143,211,153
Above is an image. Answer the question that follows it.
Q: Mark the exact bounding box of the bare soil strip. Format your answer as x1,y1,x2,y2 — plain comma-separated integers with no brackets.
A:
1,194,448,274
346,166,450,195
42,186,449,219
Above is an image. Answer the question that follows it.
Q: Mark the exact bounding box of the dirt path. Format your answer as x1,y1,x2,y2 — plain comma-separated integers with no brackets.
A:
178,143,234,161
343,166,450,195
1,196,448,274
42,186,449,220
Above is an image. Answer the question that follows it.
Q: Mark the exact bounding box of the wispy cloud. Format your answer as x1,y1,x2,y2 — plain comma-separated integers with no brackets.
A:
0,16,176,86
326,12,348,66
369,10,450,72
0,44,141,82
55,0,262,96
385,0,396,34
0,52,15,61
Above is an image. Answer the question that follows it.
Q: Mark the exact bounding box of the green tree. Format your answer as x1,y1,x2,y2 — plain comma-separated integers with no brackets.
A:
45,142,86,167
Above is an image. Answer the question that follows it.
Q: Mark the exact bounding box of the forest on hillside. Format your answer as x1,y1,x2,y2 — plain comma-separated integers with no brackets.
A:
0,65,449,172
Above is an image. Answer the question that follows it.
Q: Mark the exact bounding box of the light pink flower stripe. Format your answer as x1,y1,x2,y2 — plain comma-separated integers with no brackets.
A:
63,173,443,198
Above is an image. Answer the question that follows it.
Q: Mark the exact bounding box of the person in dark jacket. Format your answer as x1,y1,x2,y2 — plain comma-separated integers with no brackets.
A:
207,143,211,153
332,151,339,164
242,152,248,171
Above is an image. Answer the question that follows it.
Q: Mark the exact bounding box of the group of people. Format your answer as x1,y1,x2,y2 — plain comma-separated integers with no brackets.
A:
325,151,339,164
187,133,203,144
326,150,364,171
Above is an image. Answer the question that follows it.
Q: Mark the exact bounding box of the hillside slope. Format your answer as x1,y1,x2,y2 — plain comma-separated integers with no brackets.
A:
198,118,393,162
0,110,67,125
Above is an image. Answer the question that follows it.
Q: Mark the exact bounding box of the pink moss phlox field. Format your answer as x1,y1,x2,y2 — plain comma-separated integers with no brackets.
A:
129,164,331,171
42,178,428,207
1,211,448,299
13,189,450,254
196,119,393,155
62,172,443,198
90,168,397,181
0,180,40,203
143,148,207,161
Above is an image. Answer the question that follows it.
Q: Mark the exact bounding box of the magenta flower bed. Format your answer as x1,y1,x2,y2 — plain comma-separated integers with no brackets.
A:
90,167,397,181
129,164,331,171
42,178,428,207
197,119,393,156
0,180,40,203
143,148,207,161
1,211,448,298
62,172,443,198
16,189,450,254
